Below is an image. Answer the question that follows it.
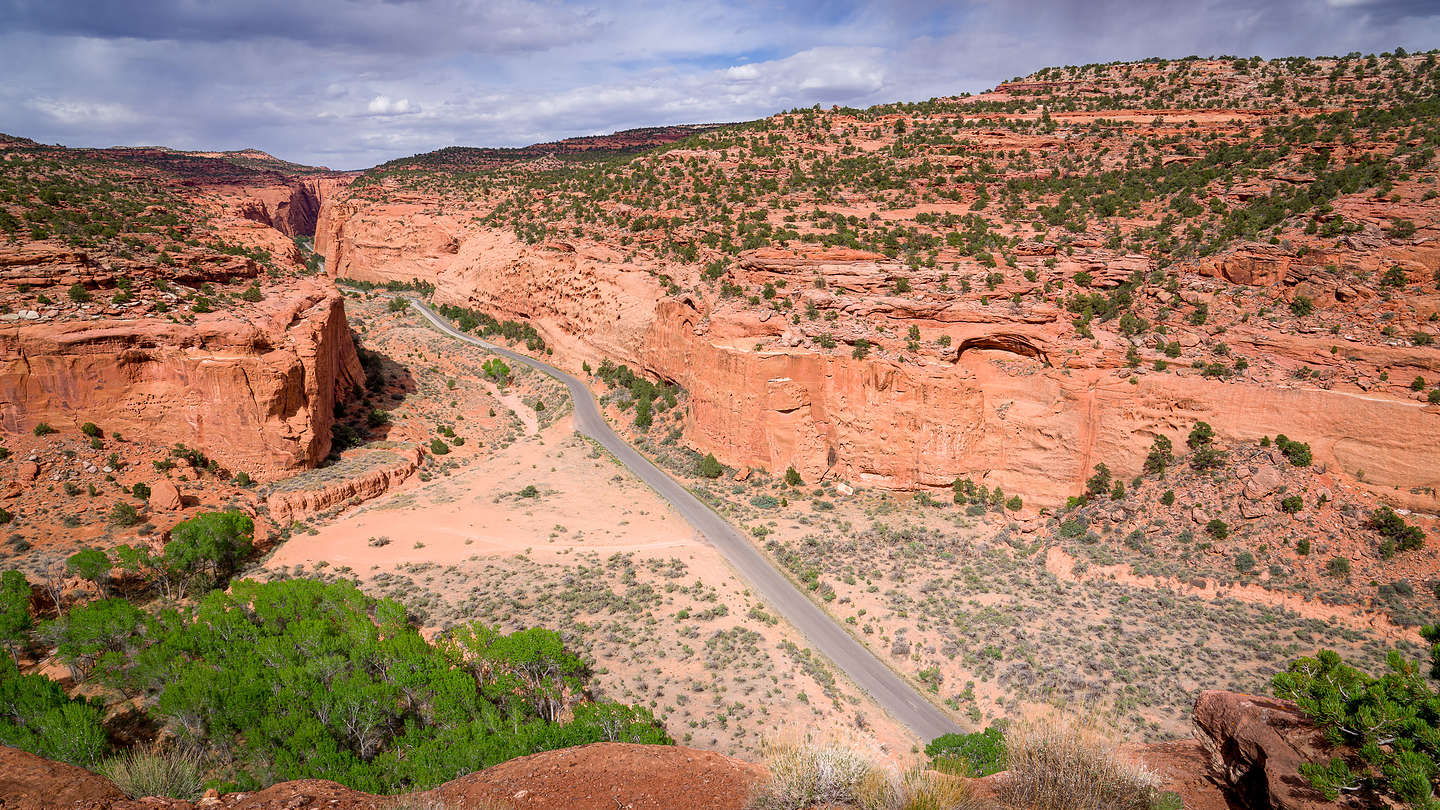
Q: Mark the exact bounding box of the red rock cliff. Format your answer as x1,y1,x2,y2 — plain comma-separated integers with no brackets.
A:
318,198,1440,510
0,279,362,478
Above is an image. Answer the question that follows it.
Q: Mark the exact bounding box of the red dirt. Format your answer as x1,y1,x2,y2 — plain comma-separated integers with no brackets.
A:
0,742,763,810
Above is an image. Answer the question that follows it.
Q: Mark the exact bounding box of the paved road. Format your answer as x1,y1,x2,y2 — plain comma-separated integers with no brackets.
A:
407,297,961,742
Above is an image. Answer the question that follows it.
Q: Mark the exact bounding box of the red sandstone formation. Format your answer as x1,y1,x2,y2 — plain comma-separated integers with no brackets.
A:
0,279,361,479
1192,690,1339,810
0,742,763,810
265,444,423,523
317,202,1440,509
313,55,1440,509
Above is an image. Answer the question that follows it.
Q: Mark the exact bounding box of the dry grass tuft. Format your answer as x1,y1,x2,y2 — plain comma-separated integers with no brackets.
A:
748,737,876,809
1000,712,1162,810
98,748,205,800
749,738,983,810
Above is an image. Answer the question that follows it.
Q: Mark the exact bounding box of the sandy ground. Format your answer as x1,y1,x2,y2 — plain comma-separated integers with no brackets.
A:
263,305,916,761
267,416,694,570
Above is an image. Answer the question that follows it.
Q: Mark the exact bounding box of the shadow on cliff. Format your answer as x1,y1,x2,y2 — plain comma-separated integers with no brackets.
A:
332,341,417,453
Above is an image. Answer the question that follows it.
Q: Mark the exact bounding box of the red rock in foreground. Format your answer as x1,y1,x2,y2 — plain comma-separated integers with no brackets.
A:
1192,690,1340,810
0,742,763,810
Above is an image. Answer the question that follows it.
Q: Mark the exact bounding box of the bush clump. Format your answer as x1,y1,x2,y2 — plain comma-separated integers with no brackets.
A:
92,579,667,793
927,725,1008,776
699,453,724,479
1274,434,1312,467
1000,714,1162,810
99,749,205,800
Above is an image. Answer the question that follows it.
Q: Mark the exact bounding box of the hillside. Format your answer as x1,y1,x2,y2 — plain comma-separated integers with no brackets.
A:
2,48,1440,810
317,52,1440,512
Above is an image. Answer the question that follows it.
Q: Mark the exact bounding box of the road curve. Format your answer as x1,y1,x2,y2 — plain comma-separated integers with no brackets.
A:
406,297,961,741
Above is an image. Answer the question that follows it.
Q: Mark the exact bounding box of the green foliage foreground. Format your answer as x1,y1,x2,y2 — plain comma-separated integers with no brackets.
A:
13,577,668,793
1274,643,1440,807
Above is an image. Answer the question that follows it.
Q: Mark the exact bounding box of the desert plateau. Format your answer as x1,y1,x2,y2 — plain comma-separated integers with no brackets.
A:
2,3,1440,809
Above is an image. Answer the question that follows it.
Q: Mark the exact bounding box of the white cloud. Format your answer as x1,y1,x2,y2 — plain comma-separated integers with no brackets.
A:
367,95,416,115
25,97,141,127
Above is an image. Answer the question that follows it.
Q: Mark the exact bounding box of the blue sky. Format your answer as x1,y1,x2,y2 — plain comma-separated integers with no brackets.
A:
2,0,1438,169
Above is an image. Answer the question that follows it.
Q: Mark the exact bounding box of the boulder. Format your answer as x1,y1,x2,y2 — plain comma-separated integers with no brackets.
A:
1239,499,1275,519
1242,466,1284,500
1193,690,1336,810
16,461,38,481
148,479,183,511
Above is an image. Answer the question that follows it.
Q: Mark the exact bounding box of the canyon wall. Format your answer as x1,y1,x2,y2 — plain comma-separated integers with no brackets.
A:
0,279,363,478
319,201,1440,510
643,299,1440,510
230,177,344,239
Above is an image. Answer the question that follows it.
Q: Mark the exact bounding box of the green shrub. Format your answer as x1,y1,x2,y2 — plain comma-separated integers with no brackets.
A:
1274,434,1312,467
66,548,112,595
1160,490,1175,506
784,467,803,486
131,482,151,500
750,495,780,509
1206,519,1229,540
482,357,510,384
699,453,724,479
1143,435,1173,475
162,511,254,596
93,579,667,793
80,422,102,438
1326,556,1351,578
1368,506,1425,552
0,657,107,767
926,725,1008,776
109,501,142,527
0,570,32,661
67,284,91,303
32,423,57,437
430,437,451,455
1085,463,1112,499
1234,551,1256,573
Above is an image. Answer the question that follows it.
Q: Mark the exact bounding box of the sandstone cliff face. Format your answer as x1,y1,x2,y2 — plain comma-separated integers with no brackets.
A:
643,298,1440,510
318,195,1440,510
226,177,347,239
0,280,362,479
317,200,665,367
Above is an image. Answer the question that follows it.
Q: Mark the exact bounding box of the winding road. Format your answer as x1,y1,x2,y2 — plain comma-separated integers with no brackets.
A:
406,297,962,742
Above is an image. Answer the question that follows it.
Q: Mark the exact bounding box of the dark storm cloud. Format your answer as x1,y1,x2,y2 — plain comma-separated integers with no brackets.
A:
0,0,1435,169
0,0,600,53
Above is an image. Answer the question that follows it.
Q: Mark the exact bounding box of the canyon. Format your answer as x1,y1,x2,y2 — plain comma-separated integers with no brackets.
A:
2,49,1439,810
314,61,1440,509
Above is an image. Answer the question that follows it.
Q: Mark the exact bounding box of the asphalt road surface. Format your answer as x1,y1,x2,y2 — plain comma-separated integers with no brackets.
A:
408,297,962,741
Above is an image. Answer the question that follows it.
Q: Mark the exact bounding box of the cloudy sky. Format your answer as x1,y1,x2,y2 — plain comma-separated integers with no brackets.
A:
2,0,1438,169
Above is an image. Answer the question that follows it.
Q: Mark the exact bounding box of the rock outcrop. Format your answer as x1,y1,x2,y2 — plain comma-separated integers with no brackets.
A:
0,280,362,479
0,742,762,810
266,445,424,523
232,178,334,239
1192,690,1336,810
